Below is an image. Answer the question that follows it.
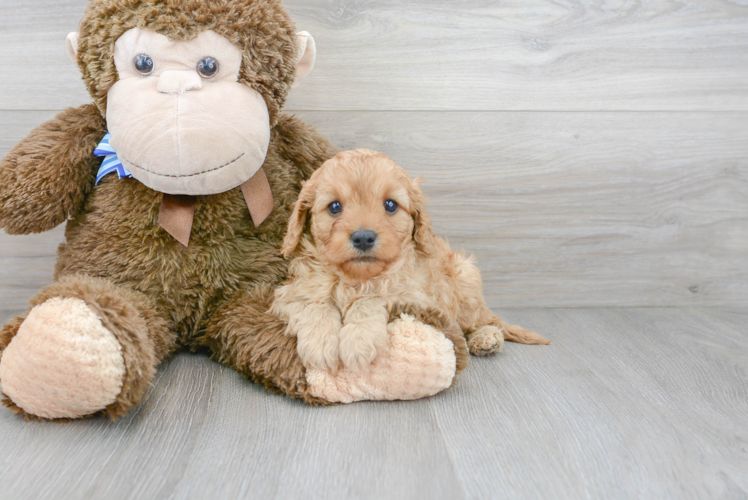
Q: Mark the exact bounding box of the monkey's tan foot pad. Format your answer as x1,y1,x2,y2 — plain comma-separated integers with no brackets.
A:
467,325,505,356
0,298,126,419
306,314,456,403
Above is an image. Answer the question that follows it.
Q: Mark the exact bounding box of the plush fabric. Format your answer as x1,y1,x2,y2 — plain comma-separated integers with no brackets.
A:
202,286,467,405
76,0,299,124
0,109,348,418
0,0,466,420
0,298,126,419
113,28,244,81
293,32,316,87
0,275,176,420
306,315,457,403
0,104,104,235
107,28,272,195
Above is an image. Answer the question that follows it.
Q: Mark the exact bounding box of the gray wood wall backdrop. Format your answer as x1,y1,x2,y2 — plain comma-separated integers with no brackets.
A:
0,0,747,308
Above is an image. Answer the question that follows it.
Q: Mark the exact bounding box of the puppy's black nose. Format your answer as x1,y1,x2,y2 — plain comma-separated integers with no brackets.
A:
351,230,377,252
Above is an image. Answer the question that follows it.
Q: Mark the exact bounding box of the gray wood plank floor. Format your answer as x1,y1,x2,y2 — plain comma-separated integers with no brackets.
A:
0,307,745,500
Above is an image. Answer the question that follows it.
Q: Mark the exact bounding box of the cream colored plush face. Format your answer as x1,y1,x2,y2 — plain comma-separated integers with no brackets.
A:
106,28,270,195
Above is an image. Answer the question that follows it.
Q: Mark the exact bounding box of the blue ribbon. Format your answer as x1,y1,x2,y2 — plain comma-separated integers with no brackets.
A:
94,133,132,184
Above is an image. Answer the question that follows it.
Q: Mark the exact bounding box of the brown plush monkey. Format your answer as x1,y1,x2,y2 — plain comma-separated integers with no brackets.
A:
0,0,466,420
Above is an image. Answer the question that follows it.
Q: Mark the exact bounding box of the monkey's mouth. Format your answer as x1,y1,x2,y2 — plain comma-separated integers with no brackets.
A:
120,153,246,179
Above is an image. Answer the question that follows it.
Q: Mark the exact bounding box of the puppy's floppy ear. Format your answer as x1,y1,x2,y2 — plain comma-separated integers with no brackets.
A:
281,177,317,258
409,177,438,255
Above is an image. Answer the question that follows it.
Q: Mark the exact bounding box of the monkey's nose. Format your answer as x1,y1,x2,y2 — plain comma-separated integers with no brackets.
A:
351,230,377,252
157,70,203,94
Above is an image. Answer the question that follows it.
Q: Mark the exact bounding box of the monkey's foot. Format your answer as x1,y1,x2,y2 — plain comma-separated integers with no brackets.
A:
305,314,456,403
0,298,126,419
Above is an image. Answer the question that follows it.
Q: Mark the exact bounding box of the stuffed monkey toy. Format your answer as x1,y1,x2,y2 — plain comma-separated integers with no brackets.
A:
0,0,466,420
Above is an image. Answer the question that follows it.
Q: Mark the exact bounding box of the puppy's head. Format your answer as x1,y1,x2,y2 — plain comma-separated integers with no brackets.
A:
282,149,436,281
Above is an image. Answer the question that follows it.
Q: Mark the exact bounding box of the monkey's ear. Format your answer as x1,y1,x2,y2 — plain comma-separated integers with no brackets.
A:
66,32,79,64
293,31,316,88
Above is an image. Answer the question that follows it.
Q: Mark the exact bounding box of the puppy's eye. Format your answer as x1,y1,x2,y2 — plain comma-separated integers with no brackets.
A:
384,199,399,214
197,57,219,78
134,54,154,76
328,201,343,215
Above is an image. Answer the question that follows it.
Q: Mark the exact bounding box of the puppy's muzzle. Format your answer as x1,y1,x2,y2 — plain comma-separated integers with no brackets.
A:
351,230,377,252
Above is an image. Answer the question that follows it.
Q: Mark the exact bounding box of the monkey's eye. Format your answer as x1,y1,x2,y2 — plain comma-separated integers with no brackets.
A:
197,57,219,79
134,54,154,76
384,199,399,214
328,201,342,215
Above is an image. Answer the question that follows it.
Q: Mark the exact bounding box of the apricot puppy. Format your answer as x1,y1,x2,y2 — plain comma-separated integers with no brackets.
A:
272,149,550,372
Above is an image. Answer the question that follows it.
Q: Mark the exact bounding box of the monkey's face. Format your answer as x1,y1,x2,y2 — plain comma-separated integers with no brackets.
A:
104,28,270,195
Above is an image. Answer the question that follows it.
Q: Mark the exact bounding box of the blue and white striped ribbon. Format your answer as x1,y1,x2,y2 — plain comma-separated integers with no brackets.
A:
94,133,132,184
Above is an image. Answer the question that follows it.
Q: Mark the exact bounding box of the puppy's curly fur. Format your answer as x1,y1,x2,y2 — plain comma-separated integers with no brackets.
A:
272,149,550,372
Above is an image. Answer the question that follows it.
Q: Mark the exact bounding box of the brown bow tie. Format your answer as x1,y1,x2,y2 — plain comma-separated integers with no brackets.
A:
157,168,274,247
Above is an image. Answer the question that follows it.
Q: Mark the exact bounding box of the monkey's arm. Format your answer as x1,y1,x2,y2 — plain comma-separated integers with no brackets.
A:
0,104,106,234
273,114,338,182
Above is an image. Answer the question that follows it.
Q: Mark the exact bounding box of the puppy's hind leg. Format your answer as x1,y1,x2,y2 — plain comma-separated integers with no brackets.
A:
467,315,551,354
449,255,512,354
451,255,551,351
466,325,505,356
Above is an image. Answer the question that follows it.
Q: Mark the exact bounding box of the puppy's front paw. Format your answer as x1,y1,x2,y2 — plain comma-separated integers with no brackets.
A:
295,313,343,372
338,322,388,371
305,315,458,404
467,325,505,355
298,332,340,372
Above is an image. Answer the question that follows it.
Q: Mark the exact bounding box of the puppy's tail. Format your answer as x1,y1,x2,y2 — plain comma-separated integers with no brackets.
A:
499,320,552,345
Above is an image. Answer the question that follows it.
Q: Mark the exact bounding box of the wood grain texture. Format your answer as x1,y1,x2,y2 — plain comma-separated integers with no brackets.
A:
1,0,748,111
432,307,748,499
0,307,745,499
2,110,746,308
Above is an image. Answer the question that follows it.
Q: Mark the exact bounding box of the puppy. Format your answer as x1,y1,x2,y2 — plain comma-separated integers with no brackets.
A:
272,149,550,372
